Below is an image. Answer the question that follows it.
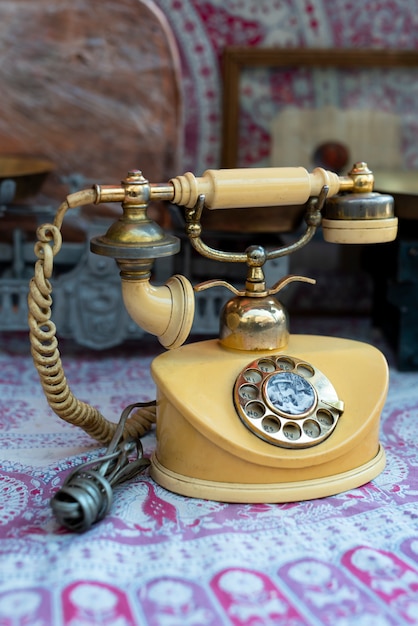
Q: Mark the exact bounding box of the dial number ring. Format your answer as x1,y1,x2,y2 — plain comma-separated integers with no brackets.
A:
234,355,344,448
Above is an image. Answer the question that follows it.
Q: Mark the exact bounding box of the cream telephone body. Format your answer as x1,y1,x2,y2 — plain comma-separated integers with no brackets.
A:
28,163,397,521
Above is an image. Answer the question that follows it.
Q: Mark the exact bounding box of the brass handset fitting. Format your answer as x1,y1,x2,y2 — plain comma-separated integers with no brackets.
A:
338,162,374,193
92,170,178,265
91,170,194,350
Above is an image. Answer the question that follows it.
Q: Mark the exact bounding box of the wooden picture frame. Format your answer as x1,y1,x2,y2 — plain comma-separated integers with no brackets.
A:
221,47,418,168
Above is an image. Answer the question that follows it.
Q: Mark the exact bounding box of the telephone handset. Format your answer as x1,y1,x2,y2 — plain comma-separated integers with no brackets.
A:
28,163,397,510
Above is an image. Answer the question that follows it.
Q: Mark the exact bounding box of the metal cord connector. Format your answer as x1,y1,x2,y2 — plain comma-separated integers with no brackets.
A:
50,402,154,532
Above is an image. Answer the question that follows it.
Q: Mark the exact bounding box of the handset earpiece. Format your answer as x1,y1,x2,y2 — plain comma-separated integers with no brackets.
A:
321,162,398,244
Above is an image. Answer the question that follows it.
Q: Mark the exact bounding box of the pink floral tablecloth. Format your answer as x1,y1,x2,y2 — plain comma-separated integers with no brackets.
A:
1,318,418,625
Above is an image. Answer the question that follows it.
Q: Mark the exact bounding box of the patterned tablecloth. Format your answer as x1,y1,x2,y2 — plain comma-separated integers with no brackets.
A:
1,318,418,625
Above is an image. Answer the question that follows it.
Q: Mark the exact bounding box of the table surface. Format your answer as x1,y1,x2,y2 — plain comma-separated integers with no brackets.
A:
1,318,418,625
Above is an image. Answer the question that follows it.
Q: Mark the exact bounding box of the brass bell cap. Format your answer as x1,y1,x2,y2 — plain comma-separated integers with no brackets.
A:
219,295,289,351
324,192,394,220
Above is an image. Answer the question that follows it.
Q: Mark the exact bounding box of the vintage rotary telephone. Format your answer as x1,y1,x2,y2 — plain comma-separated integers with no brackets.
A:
28,162,397,529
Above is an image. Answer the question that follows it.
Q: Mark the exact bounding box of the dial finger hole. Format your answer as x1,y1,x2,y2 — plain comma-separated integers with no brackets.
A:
296,363,315,378
245,401,265,419
282,422,301,441
316,409,334,430
303,419,321,439
239,384,258,401
257,359,276,373
275,357,295,371
243,369,263,384
262,417,281,434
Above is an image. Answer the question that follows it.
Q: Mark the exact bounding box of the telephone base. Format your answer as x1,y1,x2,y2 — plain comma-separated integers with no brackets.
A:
151,335,389,503
151,445,386,503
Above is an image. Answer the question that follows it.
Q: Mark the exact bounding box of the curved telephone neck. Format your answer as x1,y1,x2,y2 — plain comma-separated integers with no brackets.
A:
120,270,194,350
90,171,195,349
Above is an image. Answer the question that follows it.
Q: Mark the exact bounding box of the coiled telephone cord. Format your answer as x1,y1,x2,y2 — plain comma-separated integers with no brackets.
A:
27,189,156,445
